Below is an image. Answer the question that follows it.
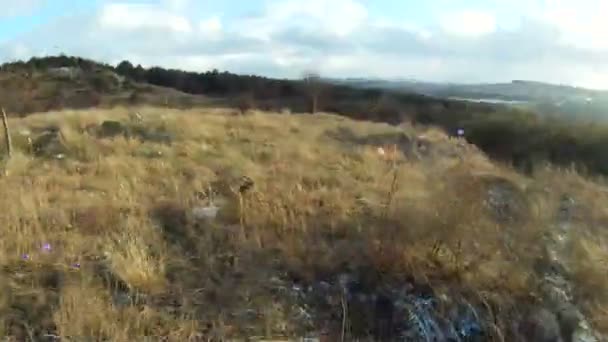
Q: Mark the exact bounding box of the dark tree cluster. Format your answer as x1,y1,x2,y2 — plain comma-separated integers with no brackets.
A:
1,55,110,73
114,60,298,99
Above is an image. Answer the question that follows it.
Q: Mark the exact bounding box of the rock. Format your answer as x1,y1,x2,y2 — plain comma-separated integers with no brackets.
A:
571,320,599,342
142,131,174,144
480,175,529,223
300,337,319,342
32,128,68,158
126,125,174,144
210,175,255,197
128,112,143,123
519,307,563,342
536,260,601,342
373,293,395,340
192,205,219,220
135,147,163,159
112,291,132,307
557,195,578,222
99,120,126,138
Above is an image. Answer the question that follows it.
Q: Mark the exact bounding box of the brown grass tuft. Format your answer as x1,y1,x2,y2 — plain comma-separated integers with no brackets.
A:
0,106,605,339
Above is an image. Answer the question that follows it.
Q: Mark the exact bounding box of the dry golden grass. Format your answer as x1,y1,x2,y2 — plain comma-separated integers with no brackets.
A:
0,106,605,340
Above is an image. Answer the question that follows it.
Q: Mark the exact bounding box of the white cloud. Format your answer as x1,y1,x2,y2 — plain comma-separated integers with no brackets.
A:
537,0,608,51
237,0,368,40
2,0,608,88
439,10,497,37
0,0,45,17
98,3,192,33
199,17,222,40
161,0,191,12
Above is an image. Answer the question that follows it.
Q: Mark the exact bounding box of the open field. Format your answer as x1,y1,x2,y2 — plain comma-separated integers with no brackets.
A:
0,106,604,340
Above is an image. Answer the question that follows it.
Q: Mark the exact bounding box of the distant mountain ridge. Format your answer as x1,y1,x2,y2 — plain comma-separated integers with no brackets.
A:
328,78,608,103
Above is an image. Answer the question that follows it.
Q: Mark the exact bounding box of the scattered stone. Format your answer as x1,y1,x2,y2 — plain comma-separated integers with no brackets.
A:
275,271,489,341
128,112,143,123
415,136,432,156
111,291,132,308
238,176,255,194
32,128,68,158
192,205,219,220
99,120,126,138
571,321,600,342
134,146,164,159
557,195,577,222
141,131,174,144
545,196,604,340
519,307,563,342
479,175,529,223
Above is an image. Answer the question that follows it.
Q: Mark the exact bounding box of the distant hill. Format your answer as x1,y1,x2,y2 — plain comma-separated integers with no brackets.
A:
330,78,608,102
0,56,224,116
0,55,500,124
330,78,608,122
10,55,608,177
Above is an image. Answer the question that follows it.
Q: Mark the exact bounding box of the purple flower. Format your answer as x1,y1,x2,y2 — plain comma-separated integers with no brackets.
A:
21,254,29,260
457,128,465,136
41,243,52,252
72,263,81,269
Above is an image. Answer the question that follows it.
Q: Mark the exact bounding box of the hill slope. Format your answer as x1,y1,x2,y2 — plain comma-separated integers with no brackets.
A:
0,64,220,115
7,55,608,181
0,55,498,119
331,78,608,123
0,106,604,340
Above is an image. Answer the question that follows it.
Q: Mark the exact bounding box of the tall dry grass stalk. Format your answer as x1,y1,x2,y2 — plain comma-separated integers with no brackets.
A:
1,107,12,158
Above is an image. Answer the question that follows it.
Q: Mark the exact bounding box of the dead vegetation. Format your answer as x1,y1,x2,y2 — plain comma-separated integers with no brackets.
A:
0,106,603,340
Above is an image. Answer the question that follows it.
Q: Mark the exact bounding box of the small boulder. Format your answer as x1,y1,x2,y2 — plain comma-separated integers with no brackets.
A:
99,120,126,138
479,175,529,223
192,205,219,220
519,307,563,342
142,131,174,145
32,128,68,158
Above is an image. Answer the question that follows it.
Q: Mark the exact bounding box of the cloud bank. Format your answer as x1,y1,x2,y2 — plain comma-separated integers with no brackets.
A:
1,0,607,88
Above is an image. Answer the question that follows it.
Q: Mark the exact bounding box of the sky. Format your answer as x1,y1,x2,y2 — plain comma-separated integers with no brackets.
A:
1,0,608,89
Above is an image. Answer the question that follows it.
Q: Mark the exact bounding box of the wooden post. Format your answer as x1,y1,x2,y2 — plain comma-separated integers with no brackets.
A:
1,108,12,158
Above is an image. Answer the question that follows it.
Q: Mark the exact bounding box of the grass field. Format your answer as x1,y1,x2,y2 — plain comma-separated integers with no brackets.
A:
0,106,605,340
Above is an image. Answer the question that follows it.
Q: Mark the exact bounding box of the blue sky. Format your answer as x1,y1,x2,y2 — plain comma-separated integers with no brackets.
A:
1,0,607,88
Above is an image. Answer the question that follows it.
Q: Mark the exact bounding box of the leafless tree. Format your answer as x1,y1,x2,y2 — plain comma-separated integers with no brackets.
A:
302,71,323,114
236,92,256,115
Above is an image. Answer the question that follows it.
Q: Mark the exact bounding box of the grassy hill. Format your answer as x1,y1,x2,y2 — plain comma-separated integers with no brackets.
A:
0,106,604,340
0,65,221,115
6,55,608,180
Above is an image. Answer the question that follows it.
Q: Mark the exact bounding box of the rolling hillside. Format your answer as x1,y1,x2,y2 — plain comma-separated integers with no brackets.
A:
5,55,608,180
0,106,604,340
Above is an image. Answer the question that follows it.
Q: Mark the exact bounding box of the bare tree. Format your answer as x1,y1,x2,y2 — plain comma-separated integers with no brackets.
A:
302,72,323,114
236,92,256,115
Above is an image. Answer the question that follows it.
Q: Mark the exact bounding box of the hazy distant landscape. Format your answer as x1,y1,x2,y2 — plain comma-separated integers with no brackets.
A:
331,78,608,121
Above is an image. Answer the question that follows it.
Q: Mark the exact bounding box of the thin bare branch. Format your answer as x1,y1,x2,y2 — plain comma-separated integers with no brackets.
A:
1,107,12,158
